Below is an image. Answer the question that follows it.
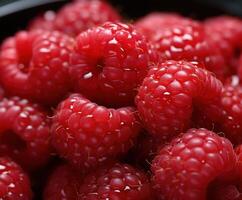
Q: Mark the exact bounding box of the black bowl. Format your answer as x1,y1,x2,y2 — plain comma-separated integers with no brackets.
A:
0,0,242,42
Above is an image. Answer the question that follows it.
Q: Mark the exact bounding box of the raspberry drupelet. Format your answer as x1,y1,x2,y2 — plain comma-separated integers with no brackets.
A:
51,94,141,171
152,128,236,200
0,30,74,105
69,22,157,106
29,0,121,37
0,97,51,171
136,60,222,141
0,157,32,200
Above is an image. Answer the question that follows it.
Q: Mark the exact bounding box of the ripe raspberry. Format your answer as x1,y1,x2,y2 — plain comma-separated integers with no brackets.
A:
134,12,184,38
136,60,222,141
0,97,51,170
69,22,157,106
204,16,242,72
0,157,32,200
149,21,226,80
0,30,74,105
238,54,242,81
51,94,141,170
79,162,152,200
29,0,121,37
151,128,236,200
194,84,242,145
44,164,81,200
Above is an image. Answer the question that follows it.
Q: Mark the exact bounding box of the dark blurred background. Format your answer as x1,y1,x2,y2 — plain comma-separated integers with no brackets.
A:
0,0,242,41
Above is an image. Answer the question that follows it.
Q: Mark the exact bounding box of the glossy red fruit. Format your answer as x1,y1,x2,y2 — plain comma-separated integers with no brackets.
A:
69,22,157,106
51,94,141,171
194,84,242,145
0,157,32,200
136,60,222,141
0,30,74,105
29,0,121,37
0,97,51,170
204,16,242,73
152,128,236,200
79,162,152,200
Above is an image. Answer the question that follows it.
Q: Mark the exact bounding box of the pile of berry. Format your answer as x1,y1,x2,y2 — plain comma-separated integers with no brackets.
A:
1,0,242,199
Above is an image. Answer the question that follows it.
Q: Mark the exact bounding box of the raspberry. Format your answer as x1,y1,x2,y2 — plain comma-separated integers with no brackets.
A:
135,60,222,141
44,162,152,200
69,22,157,106
79,162,152,200
0,30,74,105
29,0,121,37
149,20,226,80
44,164,81,200
134,12,184,38
204,16,242,73
0,97,51,170
151,128,236,200
206,145,242,200
51,94,141,170
0,157,32,200
194,84,242,145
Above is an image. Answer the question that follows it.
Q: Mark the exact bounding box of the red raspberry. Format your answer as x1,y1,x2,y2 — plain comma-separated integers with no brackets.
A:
51,94,141,170
149,21,226,80
0,97,51,170
44,162,152,200
204,16,242,72
136,60,222,141
69,22,157,106
194,84,242,145
134,12,184,38
206,145,242,200
0,157,32,200
29,0,121,37
79,162,152,200
0,30,74,105
151,128,236,200
44,164,81,200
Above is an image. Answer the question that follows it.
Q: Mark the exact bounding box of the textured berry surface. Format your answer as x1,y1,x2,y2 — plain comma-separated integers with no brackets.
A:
134,12,184,38
0,97,51,170
204,16,242,72
0,157,32,200
79,162,152,200
136,60,222,141
194,84,242,145
44,164,81,200
149,21,226,80
0,30,74,105
51,94,141,170
152,128,236,200
70,22,157,106
29,0,121,37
